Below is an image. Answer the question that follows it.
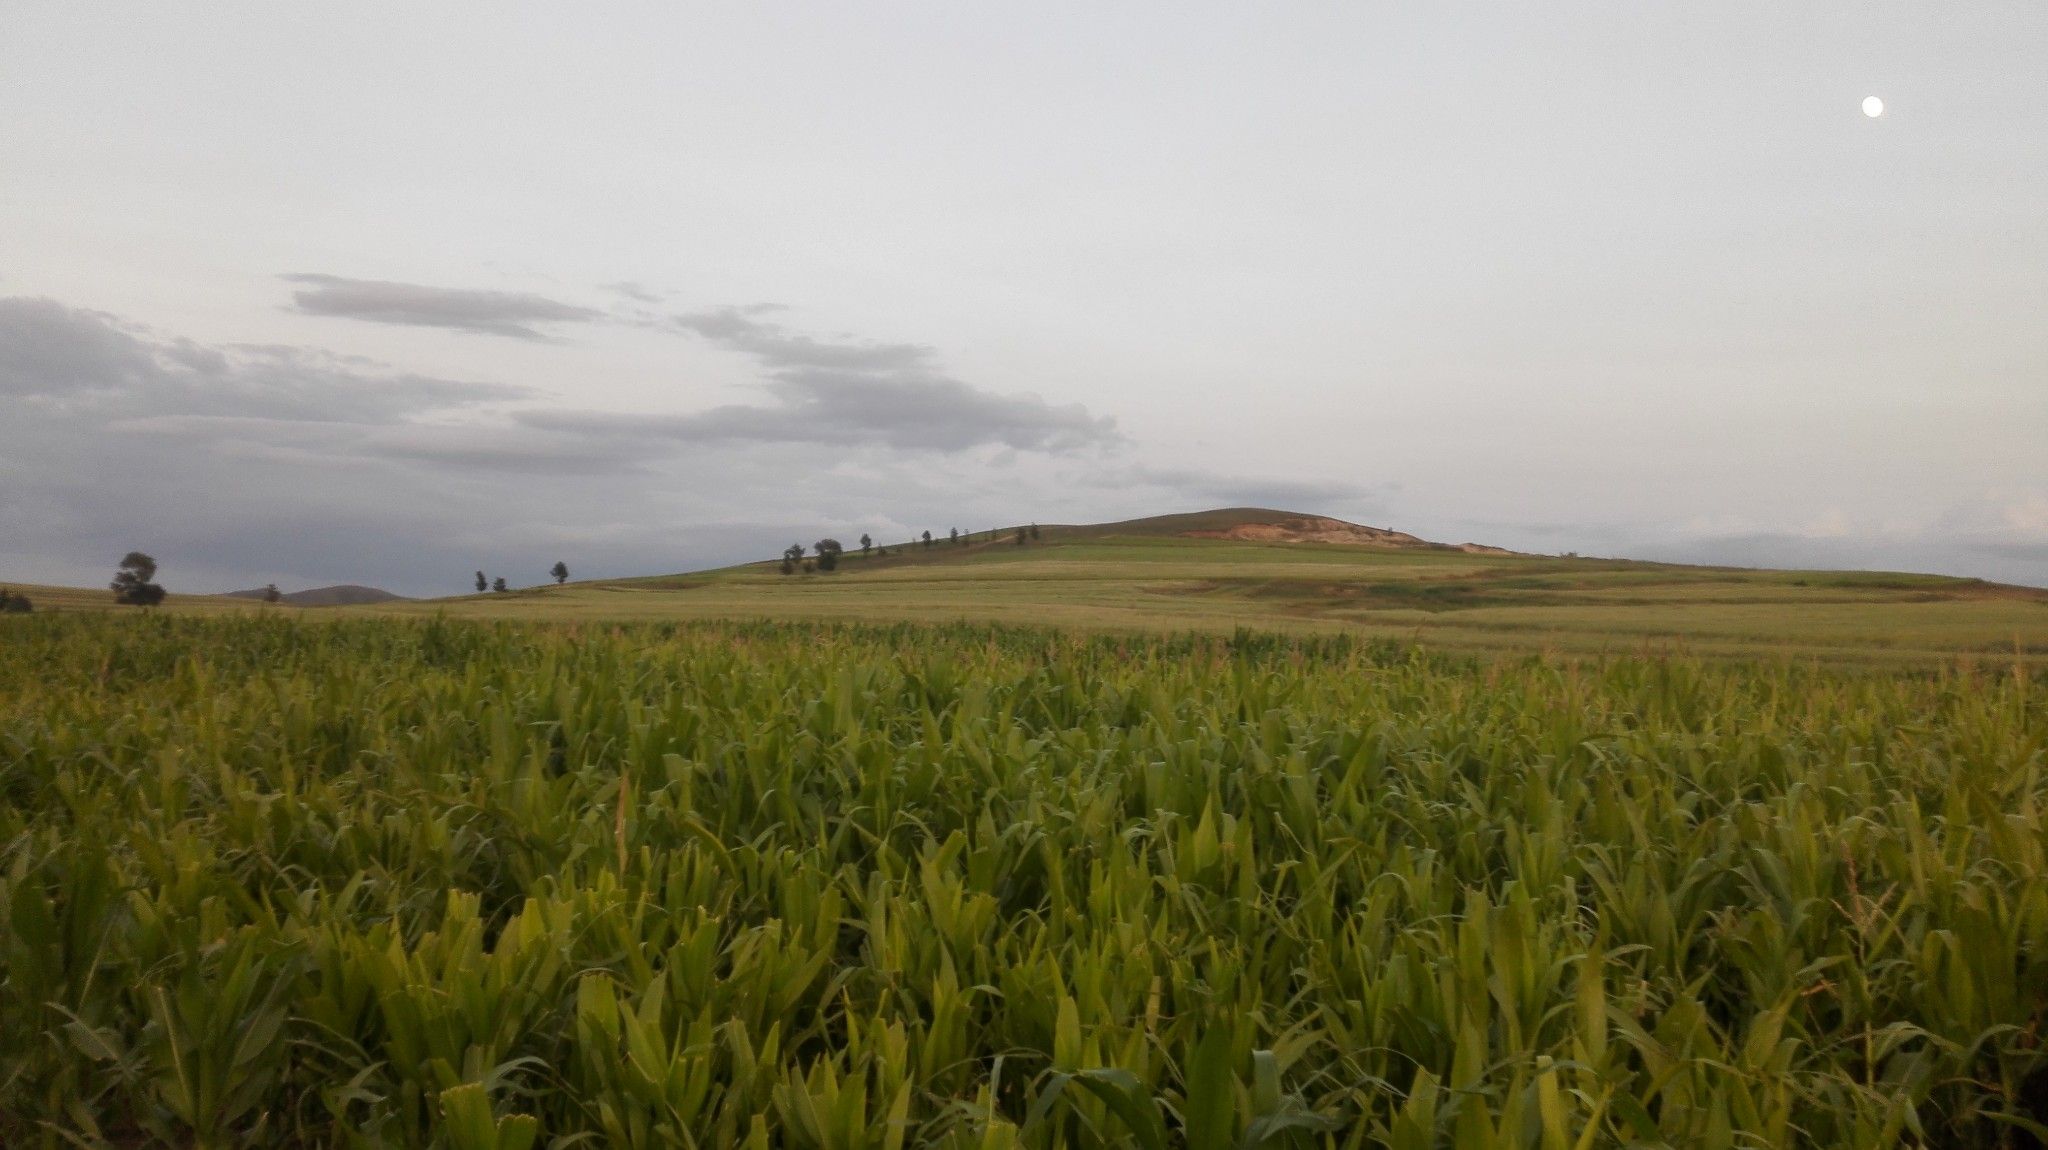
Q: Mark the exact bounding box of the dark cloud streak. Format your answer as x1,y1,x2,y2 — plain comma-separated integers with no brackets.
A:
673,306,935,372
283,274,601,339
547,303,1123,453
522,370,1115,453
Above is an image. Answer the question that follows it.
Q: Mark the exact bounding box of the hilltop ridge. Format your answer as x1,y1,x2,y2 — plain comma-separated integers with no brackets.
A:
1090,508,1513,553
222,584,408,607
944,508,1513,554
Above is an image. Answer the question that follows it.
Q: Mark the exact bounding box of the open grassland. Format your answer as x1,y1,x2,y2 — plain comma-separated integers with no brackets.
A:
397,535,2048,666
15,512,2045,664
3,612,2047,1146
0,582,270,615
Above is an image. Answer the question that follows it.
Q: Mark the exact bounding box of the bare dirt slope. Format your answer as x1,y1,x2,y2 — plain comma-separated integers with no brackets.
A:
1174,511,1513,554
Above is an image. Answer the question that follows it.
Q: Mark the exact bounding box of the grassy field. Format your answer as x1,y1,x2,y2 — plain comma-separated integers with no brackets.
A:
399,528,2048,666
15,512,2046,664
2,612,2045,1147
0,581,270,615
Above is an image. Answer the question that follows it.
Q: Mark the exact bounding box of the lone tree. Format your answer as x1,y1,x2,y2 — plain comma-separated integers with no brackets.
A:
781,543,804,575
551,561,569,584
859,533,872,557
111,552,166,607
475,571,488,593
922,530,933,548
263,584,282,604
492,576,508,593
0,587,32,614
949,527,959,546
813,539,843,572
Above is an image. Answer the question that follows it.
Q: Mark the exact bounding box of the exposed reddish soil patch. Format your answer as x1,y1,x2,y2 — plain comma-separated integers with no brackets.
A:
1181,515,1513,554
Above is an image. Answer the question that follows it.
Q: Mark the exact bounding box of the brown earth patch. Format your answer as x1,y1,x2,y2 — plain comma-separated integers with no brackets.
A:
1182,516,1429,546
1179,515,1516,554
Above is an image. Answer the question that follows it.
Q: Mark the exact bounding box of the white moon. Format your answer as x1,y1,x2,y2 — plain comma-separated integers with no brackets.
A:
1863,95,1884,118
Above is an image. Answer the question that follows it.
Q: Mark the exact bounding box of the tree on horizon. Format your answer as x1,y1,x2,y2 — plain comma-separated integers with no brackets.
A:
111,552,166,607
814,539,843,572
551,561,569,584
922,530,933,548
475,571,488,593
492,577,508,593
263,584,282,604
859,534,872,557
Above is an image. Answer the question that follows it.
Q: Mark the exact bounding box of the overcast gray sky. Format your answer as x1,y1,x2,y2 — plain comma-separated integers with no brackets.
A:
3,4,2043,596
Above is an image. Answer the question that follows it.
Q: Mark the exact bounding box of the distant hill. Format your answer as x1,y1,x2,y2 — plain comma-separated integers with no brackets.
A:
223,584,408,607
391,505,2046,663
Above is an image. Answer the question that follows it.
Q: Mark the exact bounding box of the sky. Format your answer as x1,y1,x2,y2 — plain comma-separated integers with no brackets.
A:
2,4,2044,596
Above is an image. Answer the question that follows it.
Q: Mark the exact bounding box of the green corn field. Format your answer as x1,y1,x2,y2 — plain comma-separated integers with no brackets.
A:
2,613,2045,1148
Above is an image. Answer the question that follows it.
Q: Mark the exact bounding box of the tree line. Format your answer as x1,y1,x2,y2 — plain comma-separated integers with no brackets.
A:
75,531,1060,604
471,562,571,594
779,524,1041,575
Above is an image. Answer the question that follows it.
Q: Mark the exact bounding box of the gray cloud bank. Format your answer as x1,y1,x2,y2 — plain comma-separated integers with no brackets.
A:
523,373,1113,453
665,304,1118,451
3,298,523,420
521,302,1118,453
284,274,601,339
276,274,1120,454
0,295,1133,594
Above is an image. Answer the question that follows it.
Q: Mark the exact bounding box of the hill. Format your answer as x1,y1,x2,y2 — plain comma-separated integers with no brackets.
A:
224,584,408,607
394,508,2048,665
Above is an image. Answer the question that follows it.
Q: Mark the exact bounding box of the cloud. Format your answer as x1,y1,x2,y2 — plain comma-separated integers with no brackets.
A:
0,297,158,395
1,297,523,422
673,305,934,373
0,294,1128,596
283,274,602,339
0,296,575,593
523,371,1115,453
518,304,1119,454
599,281,667,304
361,423,661,476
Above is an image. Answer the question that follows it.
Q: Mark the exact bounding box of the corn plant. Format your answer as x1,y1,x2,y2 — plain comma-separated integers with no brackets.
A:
0,613,2043,1146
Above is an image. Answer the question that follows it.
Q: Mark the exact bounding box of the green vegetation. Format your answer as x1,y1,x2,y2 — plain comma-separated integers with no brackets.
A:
1,581,269,615
4,612,2047,1146
404,532,2048,666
